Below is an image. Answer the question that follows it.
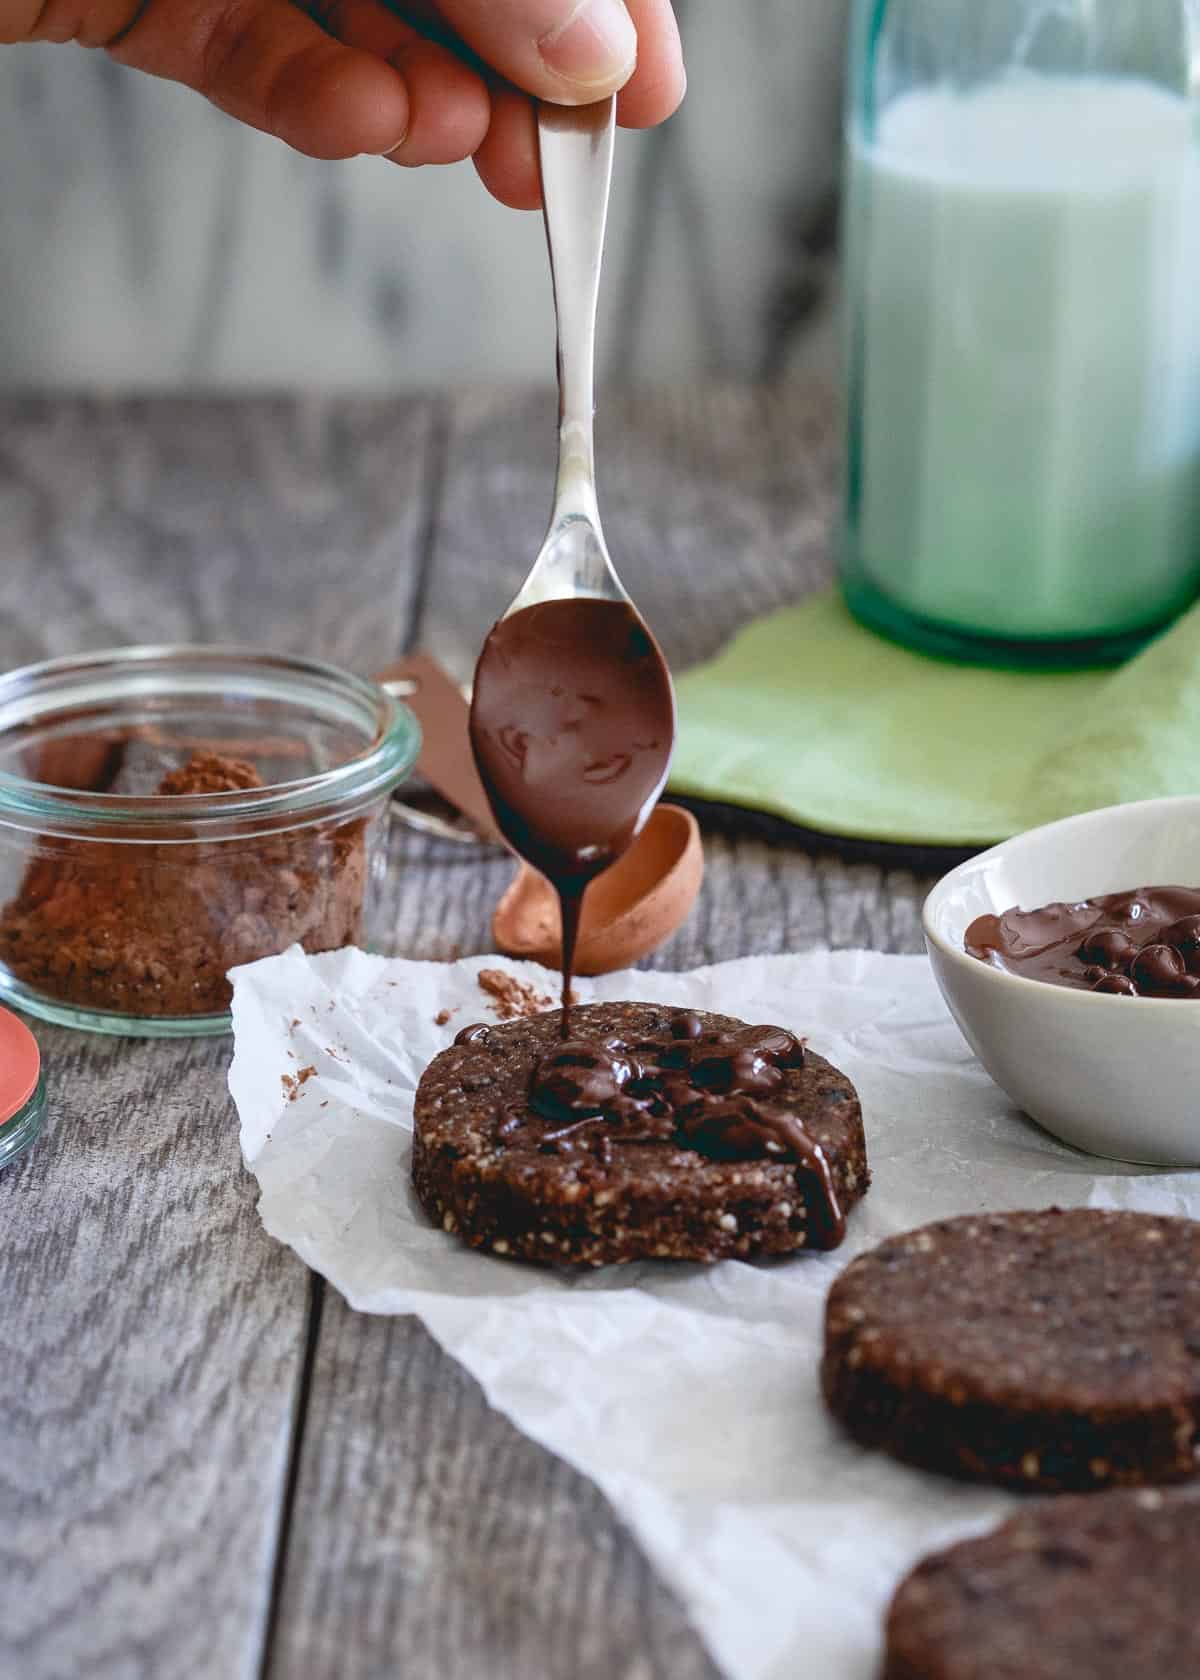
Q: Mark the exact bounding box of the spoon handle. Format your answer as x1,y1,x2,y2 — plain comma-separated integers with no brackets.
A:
538,96,616,528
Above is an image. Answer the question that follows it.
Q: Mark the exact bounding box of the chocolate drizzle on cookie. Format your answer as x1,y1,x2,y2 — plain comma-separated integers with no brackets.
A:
467,1010,845,1248
417,1002,868,1267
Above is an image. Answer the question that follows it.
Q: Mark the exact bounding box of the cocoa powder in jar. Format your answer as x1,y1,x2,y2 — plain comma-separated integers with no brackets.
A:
0,749,369,1017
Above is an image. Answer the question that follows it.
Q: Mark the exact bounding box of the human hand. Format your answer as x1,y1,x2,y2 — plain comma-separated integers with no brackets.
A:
2,0,684,207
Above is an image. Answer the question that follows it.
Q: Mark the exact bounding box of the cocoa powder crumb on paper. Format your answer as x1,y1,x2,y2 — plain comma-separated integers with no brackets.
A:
281,1064,317,1101
477,968,554,1020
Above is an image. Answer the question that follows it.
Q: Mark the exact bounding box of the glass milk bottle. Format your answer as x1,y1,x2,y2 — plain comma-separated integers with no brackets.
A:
840,0,1200,665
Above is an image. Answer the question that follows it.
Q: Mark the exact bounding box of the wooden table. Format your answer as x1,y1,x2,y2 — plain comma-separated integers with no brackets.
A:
0,387,949,1680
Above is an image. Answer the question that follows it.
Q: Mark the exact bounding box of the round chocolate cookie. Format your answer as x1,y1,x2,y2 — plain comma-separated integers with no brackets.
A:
412,1001,868,1267
884,1487,1200,1680
822,1208,1200,1493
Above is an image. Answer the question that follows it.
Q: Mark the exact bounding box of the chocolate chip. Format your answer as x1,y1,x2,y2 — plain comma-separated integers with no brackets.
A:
1130,943,1186,995
669,1011,705,1040
728,1024,805,1066
1160,914,1200,974
690,1044,785,1097
454,1022,492,1047
1077,929,1138,971
678,1097,777,1160
968,889,1200,999
531,1039,635,1118
1091,974,1139,996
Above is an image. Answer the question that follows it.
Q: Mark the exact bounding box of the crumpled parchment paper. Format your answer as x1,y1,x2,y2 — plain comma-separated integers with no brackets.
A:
228,947,1200,1680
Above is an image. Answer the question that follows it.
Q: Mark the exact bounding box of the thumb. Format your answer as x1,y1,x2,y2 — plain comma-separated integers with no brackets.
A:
434,0,637,104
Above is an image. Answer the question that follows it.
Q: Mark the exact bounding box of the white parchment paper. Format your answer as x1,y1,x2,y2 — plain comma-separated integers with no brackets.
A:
228,947,1200,1680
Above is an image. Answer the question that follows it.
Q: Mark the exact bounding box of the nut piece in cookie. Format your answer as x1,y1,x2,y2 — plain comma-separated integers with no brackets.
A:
823,1207,1200,1492
884,1486,1200,1680
412,1001,869,1268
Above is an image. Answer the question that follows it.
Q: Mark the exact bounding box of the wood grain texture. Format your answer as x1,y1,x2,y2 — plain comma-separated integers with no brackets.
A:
0,393,436,1680
0,395,438,672
271,821,937,1680
372,812,935,974
416,382,839,679
273,383,943,1680
0,7,847,391
0,388,948,1680
0,1033,309,1680
269,1299,725,1680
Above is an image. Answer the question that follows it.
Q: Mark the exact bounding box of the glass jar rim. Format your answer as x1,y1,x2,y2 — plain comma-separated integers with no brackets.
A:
0,643,421,841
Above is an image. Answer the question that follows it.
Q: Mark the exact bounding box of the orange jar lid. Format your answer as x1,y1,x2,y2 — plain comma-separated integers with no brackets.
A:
0,1006,41,1125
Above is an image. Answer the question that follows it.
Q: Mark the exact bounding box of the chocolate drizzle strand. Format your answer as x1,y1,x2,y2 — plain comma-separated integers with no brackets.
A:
966,886,1200,998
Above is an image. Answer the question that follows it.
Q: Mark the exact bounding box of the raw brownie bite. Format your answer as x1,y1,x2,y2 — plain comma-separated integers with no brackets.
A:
412,1001,869,1267
822,1207,1200,1493
884,1486,1200,1680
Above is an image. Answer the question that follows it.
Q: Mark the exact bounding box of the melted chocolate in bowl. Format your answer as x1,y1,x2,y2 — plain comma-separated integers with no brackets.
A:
469,598,675,1028
965,886,1200,998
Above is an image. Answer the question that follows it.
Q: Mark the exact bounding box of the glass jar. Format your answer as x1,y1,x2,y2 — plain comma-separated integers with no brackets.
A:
840,0,1200,666
0,647,421,1036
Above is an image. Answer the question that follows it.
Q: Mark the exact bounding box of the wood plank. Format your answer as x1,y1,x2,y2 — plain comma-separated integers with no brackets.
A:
0,394,439,1679
414,381,839,678
0,388,944,1680
0,394,439,673
273,383,943,1680
272,1297,726,1680
373,808,937,974
1,1034,309,1680
272,818,937,1680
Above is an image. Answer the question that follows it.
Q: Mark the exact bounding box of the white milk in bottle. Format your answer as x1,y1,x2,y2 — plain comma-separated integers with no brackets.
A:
843,74,1200,645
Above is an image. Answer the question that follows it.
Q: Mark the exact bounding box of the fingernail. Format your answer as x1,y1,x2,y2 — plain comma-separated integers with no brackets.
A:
538,0,636,88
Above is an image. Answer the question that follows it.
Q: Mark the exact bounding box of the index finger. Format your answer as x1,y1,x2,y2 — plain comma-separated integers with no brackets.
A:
615,0,684,128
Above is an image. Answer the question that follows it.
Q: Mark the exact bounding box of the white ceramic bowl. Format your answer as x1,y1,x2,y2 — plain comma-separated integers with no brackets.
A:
923,797,1200,1166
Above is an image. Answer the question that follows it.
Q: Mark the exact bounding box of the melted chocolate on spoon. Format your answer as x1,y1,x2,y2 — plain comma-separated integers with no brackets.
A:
469,598,675,1032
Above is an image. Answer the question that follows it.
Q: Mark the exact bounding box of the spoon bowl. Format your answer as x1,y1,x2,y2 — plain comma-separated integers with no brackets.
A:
493,803,703,974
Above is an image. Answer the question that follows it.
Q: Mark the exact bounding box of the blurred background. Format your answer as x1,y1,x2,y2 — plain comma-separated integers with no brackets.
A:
0,1,848,389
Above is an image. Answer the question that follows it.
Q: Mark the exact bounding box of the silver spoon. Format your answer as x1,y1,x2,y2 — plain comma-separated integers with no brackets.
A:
468,96,676,1024
510,95,629,611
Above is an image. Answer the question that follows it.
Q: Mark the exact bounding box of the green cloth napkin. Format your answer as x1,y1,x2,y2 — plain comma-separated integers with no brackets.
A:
670,593,1200,847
